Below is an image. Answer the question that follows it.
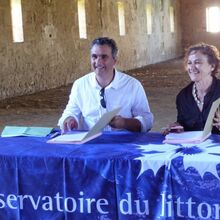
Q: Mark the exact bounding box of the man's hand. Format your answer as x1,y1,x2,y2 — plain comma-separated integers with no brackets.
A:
61,116,78,134
109,115,141,132
109,115,125,129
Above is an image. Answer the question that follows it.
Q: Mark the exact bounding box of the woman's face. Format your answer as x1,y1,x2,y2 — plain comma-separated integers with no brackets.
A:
187,51,214,82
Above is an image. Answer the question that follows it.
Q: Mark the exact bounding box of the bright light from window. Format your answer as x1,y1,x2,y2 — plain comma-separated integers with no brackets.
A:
169,6,174,33
77,0,87,39
117,2,125,36
10,0,24,42
206,6,220,33
146,4,152,35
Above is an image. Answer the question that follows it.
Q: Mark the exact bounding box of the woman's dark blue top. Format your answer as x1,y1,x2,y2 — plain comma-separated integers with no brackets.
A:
176,76,220,134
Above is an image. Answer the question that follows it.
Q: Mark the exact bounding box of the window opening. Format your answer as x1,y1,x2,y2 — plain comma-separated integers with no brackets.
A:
78,0,87,39
117,2,125,36
10,0,24,42
206,6,220,33
146,3,152,35
169,6,174,33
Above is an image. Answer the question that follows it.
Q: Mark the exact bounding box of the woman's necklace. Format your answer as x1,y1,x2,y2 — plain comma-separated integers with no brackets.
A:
192,83,204,106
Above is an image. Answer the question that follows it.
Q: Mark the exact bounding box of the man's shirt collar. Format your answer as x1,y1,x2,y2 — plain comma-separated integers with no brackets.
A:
90,69,120,90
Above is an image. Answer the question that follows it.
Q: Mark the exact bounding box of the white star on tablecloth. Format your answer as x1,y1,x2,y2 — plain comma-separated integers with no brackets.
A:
135,139,220,179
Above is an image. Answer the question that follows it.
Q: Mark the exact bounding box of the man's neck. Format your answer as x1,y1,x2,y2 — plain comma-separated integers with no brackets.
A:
96,70,115,88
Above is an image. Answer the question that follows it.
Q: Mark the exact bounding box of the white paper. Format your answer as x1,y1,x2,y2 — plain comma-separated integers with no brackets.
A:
48,107,121,144
164,98,220,144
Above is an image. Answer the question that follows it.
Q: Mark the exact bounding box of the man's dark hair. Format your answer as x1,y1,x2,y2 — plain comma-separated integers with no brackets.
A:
90,37,118,59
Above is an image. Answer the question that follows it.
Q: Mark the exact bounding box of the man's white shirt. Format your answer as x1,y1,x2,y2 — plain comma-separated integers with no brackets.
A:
58,69,153,132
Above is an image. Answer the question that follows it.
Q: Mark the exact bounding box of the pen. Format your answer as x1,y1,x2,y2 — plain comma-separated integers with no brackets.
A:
50,131,60,139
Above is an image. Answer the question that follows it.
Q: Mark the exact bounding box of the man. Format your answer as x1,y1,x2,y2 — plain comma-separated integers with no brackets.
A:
58,37,153,133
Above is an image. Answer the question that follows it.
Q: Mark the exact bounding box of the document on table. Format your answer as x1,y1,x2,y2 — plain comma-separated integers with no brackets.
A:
163,98,220,144
47,107,121,144
1,126,53,137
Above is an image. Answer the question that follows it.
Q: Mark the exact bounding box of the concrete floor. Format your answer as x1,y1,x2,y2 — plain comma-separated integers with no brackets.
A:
0,58,189,133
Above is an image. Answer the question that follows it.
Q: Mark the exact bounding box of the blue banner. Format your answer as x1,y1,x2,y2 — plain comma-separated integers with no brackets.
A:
0,132,220,219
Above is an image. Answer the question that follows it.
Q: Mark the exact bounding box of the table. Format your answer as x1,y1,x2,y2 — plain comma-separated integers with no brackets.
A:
0,131,220,219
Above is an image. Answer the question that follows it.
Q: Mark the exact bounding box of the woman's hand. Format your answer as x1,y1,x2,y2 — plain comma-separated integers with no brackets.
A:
213,107,220,130
161,122,184,135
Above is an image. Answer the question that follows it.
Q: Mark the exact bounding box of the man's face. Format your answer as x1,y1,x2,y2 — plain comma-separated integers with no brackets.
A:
90,44,117,76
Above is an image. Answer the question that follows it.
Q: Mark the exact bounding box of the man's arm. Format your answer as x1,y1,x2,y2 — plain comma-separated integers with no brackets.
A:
131,82,154,132
58,81,81,130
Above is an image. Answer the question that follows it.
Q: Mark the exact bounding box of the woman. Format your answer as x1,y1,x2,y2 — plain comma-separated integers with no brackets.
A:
162,42,220,134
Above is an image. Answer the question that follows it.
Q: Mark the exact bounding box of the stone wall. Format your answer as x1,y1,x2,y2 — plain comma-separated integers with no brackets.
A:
181,0,220,50
0,0,182,100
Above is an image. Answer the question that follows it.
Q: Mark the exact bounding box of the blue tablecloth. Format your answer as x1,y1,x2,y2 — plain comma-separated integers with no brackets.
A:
0,131,220,220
